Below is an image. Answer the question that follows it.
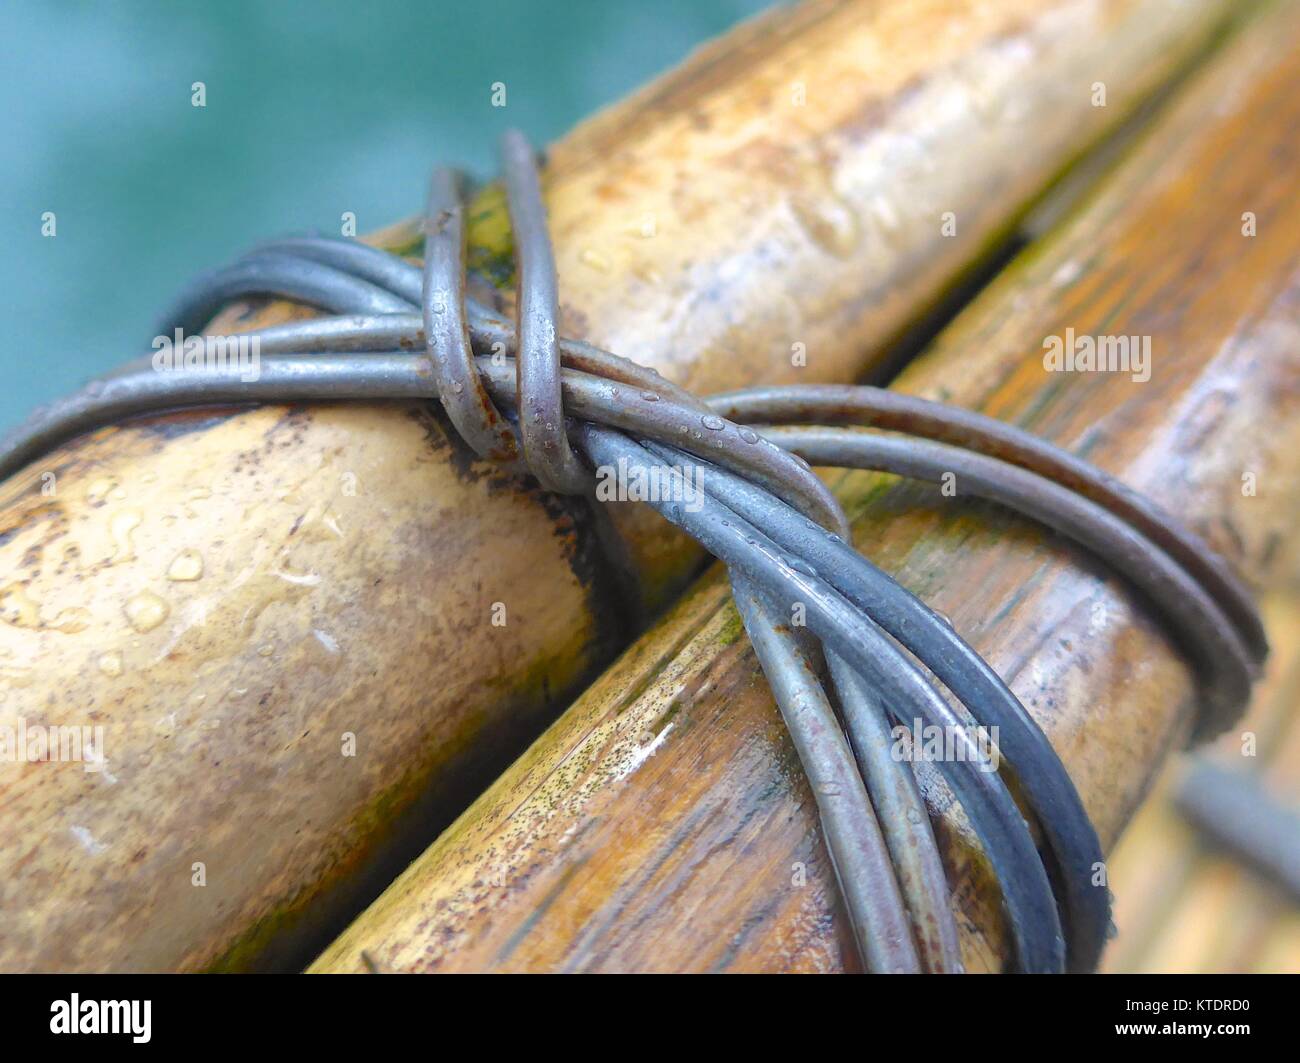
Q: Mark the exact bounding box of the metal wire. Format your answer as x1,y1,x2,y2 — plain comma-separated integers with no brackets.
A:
659,445,1105,971
0,128,1267,975
1174,759,1300,902
422,166,519,464
711,387,1268,672
155,252,411,336
499,129,589,494
632,437,1065,972
729,572,923,973
640,441,962,973
760,427,1255,738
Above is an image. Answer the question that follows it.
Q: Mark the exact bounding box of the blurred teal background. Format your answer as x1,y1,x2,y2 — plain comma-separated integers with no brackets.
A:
0,0,771,432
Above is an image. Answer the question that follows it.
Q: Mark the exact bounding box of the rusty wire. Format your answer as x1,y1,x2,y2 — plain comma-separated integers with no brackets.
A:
0,130,1267,975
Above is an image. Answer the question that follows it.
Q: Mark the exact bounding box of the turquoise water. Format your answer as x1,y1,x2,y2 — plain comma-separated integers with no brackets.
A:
0,0,770,432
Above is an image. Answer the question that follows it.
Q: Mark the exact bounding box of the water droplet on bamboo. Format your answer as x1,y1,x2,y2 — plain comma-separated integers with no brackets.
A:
48,607,91,634
109,509,142,563
123,590,169,633
97,651,124,677
0,584,42,628
166,549,204,582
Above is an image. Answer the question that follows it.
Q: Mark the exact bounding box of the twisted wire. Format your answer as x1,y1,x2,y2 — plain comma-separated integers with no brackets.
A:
0,130,1267,974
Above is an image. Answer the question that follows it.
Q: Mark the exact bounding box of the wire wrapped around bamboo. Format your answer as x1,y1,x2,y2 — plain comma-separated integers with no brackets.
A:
312,0,1300,973
0,0,1249,971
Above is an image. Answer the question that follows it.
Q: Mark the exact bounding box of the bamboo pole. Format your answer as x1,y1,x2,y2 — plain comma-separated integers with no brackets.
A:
312,0,1300,973
0,0,1247,972
1100,596,1300,973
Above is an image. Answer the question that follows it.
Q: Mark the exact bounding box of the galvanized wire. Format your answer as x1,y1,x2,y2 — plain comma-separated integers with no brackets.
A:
0,129,1266,974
